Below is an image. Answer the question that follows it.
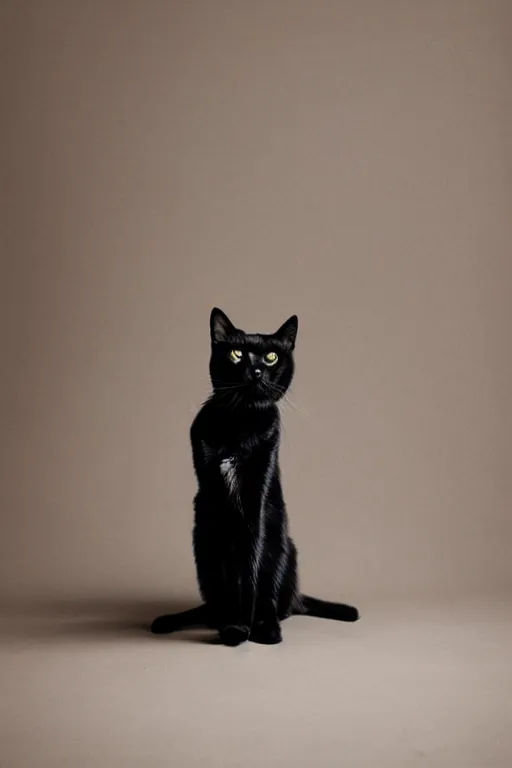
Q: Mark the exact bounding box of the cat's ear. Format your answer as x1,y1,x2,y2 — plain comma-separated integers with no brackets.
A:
210,308,236,344
274,315,298,350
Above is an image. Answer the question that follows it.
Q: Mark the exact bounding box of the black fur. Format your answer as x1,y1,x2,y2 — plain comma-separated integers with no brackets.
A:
151,309,359,645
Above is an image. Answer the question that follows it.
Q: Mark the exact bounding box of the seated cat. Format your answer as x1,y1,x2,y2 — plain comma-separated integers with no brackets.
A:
151,309,359,645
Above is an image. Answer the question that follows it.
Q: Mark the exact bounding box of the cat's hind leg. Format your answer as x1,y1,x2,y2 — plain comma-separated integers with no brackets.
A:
150,604,210,634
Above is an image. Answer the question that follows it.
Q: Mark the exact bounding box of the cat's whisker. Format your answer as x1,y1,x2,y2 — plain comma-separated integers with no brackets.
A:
230,393,242,412
281,393,316,423
213,383,245,391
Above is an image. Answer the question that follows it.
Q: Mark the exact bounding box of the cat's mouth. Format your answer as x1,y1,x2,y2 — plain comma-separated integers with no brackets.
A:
251,380,282,403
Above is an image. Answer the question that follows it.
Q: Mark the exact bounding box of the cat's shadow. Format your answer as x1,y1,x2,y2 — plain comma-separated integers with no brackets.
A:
0,595,215,645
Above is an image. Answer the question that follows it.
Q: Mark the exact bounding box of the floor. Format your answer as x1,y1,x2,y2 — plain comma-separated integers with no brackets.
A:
1,594,511,767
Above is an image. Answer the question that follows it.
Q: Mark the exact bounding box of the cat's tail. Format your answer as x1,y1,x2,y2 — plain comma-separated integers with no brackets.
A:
294,594,359,622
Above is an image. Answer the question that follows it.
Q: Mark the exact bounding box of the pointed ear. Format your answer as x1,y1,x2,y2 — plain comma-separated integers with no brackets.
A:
275,315,298,350
210,308,236,344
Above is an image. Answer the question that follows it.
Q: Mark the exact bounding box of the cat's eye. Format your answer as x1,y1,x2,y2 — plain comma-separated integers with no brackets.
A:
264,351,279,366
229,349,243,364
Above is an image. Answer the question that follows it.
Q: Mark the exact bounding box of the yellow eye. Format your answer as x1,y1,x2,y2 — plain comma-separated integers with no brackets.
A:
264,351,278,366
229,349,243,363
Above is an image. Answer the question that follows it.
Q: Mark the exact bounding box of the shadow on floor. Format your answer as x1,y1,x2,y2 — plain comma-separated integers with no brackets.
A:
0,594,212,645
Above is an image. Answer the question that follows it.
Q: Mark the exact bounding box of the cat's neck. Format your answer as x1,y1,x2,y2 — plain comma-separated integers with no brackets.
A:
209,392,276,411
205,393,279,428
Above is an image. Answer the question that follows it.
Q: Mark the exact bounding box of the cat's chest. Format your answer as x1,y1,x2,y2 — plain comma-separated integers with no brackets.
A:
215,430,260,466
219,456,238,495
216,440,260,496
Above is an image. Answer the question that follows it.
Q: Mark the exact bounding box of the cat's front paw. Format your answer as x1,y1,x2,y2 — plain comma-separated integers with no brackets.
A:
250,620,282,645
219,625,250,647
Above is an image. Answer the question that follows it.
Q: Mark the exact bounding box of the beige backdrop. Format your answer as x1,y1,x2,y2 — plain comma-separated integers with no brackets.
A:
2,0,511,607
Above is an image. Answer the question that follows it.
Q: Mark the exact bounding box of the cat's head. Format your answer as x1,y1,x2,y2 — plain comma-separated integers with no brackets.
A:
209,308,298,407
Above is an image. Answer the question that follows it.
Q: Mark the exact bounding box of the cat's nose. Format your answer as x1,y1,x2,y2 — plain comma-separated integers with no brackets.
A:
252,368,263,380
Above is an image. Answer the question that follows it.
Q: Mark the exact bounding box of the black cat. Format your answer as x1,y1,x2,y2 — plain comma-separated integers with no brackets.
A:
151,309,359,645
